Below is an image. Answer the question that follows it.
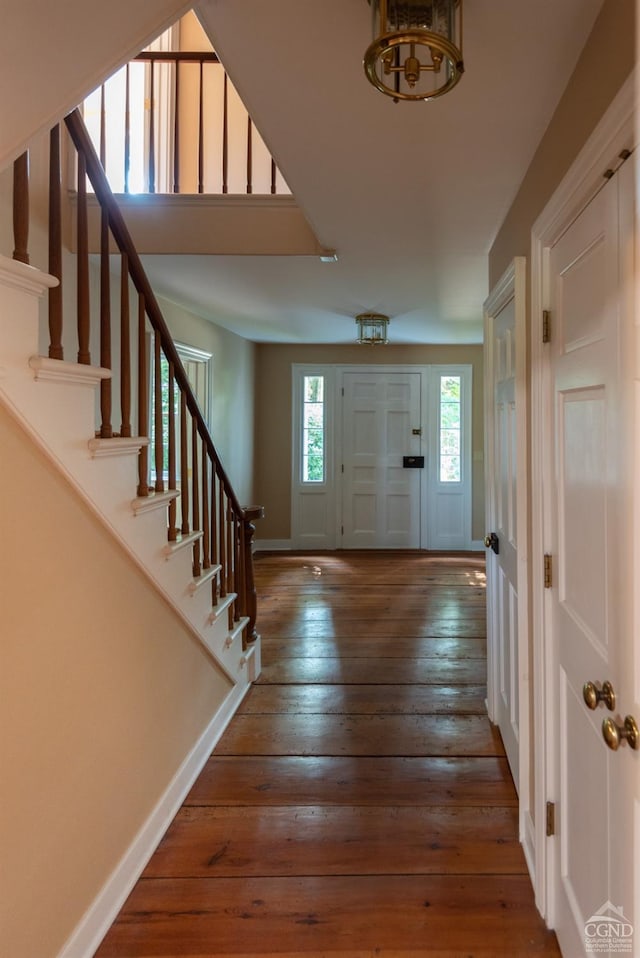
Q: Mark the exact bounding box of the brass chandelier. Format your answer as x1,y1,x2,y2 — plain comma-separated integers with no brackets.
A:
356,313,390,344
364,0,464,102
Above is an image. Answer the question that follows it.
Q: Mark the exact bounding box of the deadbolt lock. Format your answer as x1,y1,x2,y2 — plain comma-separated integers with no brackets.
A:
583,680,616,712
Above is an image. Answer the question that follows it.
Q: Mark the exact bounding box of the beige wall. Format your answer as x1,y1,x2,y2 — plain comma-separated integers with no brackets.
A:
488,0,635,825
0,403,231,958
490,0,635,286
159,297,257,505
254,343,485,543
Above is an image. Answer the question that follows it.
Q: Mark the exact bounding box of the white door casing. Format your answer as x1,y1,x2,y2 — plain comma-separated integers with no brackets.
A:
483,260,529,810
530,72,637,951
291,364,473,551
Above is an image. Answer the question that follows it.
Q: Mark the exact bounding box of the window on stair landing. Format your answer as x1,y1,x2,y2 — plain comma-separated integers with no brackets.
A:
439,374,462,483
149,339,212,484
302,375,325,483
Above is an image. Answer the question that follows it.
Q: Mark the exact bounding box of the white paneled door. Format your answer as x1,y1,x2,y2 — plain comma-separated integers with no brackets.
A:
341,371,422,548
549,160,638,957
484,260,527,793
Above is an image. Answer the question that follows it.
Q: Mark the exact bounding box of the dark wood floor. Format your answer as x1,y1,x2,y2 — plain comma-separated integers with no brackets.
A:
96,552,560,957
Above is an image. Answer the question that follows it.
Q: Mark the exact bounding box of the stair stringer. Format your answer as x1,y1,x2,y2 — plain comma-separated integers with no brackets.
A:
0,255,259,687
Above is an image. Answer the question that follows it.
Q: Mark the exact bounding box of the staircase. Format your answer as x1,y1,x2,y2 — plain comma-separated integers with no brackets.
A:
0,262,259,687
1,114,262,694
1,53,265,958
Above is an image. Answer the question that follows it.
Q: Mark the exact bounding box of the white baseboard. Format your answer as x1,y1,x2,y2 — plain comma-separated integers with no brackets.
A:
57,681,250,958
254,538,292,552
256,539,487,554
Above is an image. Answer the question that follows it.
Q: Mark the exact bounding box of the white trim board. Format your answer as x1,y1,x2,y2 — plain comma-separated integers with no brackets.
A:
254,539,293,552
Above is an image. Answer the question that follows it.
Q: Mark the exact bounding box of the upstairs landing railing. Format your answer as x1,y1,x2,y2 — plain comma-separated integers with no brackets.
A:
11,112,263,647
86,50,289,196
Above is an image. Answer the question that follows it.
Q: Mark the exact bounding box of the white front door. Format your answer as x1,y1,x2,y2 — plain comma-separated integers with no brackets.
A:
548,159,638,957
341,371,422,548
484,260,527,792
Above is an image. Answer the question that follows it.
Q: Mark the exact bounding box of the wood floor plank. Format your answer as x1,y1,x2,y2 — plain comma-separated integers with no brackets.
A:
240,683,487,715
260,618,487,638
95,876,559,957
185,756,518,807
261,636,487,659
216,713,505,757
258,592,487,609
258,656,486,685
259,601,487,619
96,552,555,958
143,805,527,878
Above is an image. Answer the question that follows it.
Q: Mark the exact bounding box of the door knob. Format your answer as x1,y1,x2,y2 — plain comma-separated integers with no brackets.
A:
583,680,616,711
602,715,639,751
484,532,499,555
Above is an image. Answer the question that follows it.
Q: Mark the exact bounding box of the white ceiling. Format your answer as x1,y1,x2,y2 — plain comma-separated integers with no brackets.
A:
141,0,604,345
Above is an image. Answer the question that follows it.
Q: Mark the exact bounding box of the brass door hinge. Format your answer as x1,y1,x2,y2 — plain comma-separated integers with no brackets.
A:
542,310,551,344
544,554,553,589
546,801,556,837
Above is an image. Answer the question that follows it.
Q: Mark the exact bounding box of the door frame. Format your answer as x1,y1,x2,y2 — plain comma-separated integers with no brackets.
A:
483,258,529,819
530,71,636,922
290,363,474,551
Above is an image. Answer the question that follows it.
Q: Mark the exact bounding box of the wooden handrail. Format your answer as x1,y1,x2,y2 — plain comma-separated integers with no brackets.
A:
9,109,263,645
64,108,251,522
60,107,263,644
134,51,221,64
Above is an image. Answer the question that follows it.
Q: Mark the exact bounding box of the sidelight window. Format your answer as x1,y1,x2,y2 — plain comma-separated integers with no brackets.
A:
302,375,325,483
439,374,461,482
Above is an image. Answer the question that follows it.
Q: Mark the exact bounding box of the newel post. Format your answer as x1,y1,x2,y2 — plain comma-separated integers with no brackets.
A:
242,506,264,644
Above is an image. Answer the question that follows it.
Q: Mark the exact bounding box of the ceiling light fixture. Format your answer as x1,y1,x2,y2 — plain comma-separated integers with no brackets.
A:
364,0,464,102
356,313,390,344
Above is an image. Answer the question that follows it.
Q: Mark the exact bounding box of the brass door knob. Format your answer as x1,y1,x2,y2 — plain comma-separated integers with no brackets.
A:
484,532,499,555
583,680,616,711
602,715,639,751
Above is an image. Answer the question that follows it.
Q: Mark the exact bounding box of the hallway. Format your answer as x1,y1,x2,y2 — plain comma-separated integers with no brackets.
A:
96,552,559,957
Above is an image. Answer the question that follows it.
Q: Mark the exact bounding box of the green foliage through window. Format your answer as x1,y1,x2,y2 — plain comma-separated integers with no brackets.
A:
440,375,461,482
303,376,324,482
